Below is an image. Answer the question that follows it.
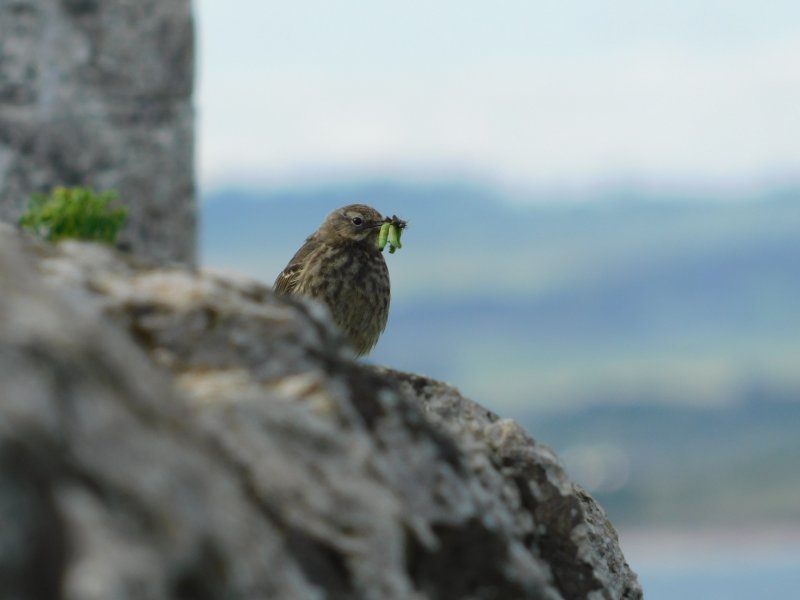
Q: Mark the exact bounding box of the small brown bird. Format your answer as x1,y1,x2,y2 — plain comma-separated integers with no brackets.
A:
274,204,404,356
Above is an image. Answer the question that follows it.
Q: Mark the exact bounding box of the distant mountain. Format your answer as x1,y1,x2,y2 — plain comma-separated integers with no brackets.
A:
201,180,800,410
202,180,800,296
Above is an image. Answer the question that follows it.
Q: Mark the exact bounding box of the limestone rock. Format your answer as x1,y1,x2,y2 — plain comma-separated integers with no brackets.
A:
0,224,642,599
0,0,195,264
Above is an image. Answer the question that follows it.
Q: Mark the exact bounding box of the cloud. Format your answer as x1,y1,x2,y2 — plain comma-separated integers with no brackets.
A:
196,3,800,190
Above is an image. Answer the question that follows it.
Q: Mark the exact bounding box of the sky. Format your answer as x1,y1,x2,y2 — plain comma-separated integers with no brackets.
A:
195,1,800,193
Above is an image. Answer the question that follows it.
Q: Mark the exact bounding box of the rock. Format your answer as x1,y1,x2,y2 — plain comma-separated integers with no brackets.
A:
382,370,643,600
0,0,195,264
0,224,642,599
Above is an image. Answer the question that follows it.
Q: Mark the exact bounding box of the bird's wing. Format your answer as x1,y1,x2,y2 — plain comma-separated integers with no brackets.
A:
273,234,320,295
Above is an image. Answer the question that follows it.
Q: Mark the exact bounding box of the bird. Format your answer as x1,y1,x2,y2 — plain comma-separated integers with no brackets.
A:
274,204,403,356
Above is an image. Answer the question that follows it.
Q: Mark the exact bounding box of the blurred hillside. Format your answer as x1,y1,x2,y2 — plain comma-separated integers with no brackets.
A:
202,181,800,408
202,180,800,525
514,391,800,527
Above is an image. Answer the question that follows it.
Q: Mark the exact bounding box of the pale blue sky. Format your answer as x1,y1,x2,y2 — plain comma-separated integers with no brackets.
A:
196,1,800,192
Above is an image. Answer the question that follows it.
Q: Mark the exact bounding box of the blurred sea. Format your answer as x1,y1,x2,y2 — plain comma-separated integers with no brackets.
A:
623,528,800,599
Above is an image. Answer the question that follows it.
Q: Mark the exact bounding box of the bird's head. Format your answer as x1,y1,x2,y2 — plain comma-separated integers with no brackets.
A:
319,204,386,245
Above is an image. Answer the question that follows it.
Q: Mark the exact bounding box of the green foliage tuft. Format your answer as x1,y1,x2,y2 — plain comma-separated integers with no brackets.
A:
20,186,128,244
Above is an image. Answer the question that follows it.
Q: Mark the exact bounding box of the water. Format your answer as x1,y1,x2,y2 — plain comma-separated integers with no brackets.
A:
639,558,800,599
621,527,800,600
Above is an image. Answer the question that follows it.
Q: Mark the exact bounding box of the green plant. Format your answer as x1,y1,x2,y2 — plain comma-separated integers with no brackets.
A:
20,186,128,244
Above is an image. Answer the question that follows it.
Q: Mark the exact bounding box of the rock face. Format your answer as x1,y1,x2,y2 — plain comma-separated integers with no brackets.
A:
0,224,642,600
0,0,195,264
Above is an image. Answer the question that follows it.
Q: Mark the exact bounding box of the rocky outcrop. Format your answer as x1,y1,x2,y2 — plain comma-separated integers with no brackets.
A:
0,223,642,600
0,0,195,264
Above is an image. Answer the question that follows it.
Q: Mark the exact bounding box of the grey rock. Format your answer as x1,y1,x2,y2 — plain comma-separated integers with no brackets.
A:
381,370,643,600
0,0,195,264
0,225,642,599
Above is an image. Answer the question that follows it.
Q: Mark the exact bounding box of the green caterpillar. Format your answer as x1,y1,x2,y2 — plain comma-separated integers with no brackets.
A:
377,217,406,253
387,222,402,253
378,222,391,250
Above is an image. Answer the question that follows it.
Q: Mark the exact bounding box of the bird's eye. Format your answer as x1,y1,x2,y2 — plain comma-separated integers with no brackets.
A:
351,216,363,226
